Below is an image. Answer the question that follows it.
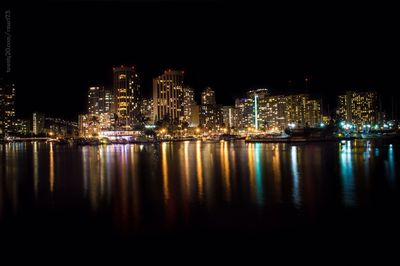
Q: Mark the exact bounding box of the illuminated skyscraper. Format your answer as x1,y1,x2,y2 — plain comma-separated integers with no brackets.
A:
104,90,114,113
200,87,223,130
285,94,321,128
234,97,253,130
222,106,235,130
14,119,31,135
201,87,216,105
140,98,154,124
183,86,199,126
190,105,200,127
305,99,322,127
113,65,141,129
32,112,45,135
246,88,269,130
338,91,378,126
263,95,287,130
0,82,15,137
285,94,308,127
153,70,185,122
88,86,114,115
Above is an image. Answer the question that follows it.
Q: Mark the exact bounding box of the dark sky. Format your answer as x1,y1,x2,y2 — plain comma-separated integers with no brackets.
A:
1,0,399,120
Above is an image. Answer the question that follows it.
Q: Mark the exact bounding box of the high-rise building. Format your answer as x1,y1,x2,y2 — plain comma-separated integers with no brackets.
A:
200,105,223,130
221,106,235,130
88,86,103,115
234,91,321,131
113,65,141,129
88,86,114,115
14,119,31,135
263,95,287,130
78,113,116,137
190,105,200,127
182,86,200,127
153,70,185,123
285,94,308,127
285,94,321,128
201,87,216,105
234,97,254,130
305,99,322,127
247,88,269,130
104,90,114,113
32,112,45,135
200,87,223,130
338,91,378,127
0,82,15,137
140,98,154,124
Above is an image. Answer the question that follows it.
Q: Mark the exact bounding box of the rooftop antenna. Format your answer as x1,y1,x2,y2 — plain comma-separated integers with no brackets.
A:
305,76,310,91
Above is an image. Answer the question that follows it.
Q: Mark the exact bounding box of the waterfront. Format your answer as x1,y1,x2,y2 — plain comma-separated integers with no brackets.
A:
0,140,399,246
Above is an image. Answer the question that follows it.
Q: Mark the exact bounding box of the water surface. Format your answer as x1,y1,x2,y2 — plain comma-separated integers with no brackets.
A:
1,140,399,244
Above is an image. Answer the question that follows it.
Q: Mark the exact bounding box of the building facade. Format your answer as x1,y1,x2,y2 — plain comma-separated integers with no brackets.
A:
234,97,253,130
262,95,287,130
153,70,185,123
88,86,114,115
285,94,322,128
200,87,223,130
183,86,197,126
0,82,15,137
14,119,31,135
338,91,378,127
33,112,45,135
201,87,216,105
113,65,141,129
140,98,154,124
305,99,322,127
221,106,236,130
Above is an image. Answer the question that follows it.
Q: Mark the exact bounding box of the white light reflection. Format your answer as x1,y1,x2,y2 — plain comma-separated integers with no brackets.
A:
290,146,301,208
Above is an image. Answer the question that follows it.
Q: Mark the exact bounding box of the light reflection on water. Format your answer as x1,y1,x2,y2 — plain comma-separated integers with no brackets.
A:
0,140,399,235
291,146,301,208
340,140,356,207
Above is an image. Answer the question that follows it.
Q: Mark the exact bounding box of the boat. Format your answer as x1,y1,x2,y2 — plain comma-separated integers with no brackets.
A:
245,127,338,143
361,129,399,140
110,138,128,145
219,134,244,141
56,138,71,145
129,136,160,144
245,133,290,143
202,135,221,143
171,136,198,142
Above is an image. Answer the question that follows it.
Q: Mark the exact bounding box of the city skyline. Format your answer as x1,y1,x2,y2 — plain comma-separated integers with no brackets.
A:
1,1,399,120
2,1,400,254
2,70,390,140
2,64,399,121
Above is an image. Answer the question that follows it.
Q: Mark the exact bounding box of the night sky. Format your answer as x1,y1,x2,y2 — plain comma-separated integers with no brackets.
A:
1,0,399,120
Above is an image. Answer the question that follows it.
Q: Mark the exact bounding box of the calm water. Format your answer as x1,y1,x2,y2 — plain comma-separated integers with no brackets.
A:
1,140,400,246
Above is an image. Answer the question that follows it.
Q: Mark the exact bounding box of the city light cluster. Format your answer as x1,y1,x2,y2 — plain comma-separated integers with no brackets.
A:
1,68,399,142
